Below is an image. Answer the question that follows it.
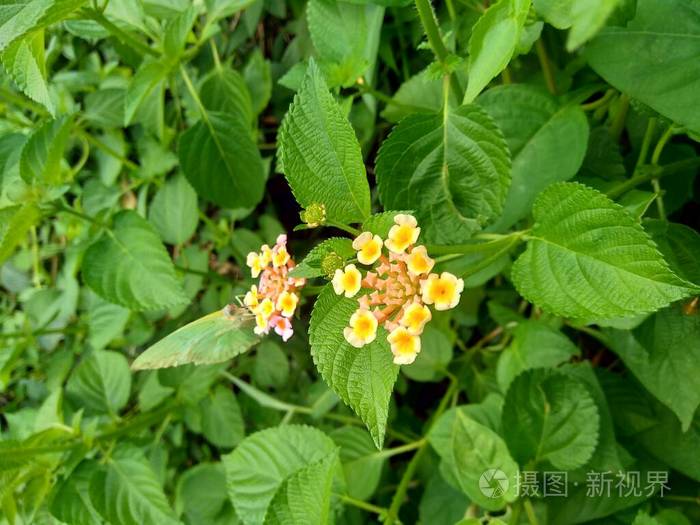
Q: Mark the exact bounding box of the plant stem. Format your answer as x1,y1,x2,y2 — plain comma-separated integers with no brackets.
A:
524,498,539,525
609,93,629,141
0,86,49,115
179,65,209,120
81,131,139,171
413,0,461,99
581,89,615,112
338,494,389,516
376,439,426,460
650,124,675,220
325,220,361,236
607,157,700,198
86,9,158,57
635,117,657,175
384,379,457,524
52,203,109,229
535,39,556,95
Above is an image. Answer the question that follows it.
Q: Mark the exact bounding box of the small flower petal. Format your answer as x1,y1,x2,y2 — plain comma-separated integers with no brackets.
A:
400,302,432,335
421,272,464,311
353,232,383,265
331,264,362,297
387,326,421,365
276,291,299,318
406,245,435,276
343,309,378,348
385,215,420,254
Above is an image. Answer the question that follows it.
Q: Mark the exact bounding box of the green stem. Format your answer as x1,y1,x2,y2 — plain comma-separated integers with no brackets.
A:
581,89,615,112
413,0,461,99
384,379,457,524
0,86,49,115
31,226,41,288
535,39,556,95
510,500,523,524
52,203,109,229
325,220,361,236
607,157,700,198
635,118,657,174
650,124,675,219
376,439,426,460
609,93,629,141
524,499,539,525
85,9,158,57
0,327,82,339
81,131,139,171
339,494,389,516
180,65,209,120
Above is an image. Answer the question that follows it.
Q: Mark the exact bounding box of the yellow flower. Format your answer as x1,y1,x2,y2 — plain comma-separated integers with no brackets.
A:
257,297,275,319
246,252,264,278
406,245,434,276
387,326,421,365
343,309,378,348
260,244,273,266
352,232,383,265
254,312,268,335
421,272,464,311
244,285,259,308
385,214,420,253
332,264,362,298
272,246,290,267
276,291,299,318
400,303,432,335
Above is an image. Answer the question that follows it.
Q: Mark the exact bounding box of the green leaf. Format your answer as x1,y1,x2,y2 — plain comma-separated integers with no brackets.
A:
253,340,289,388
176,463,237,525
307,0,382,87
132,308,259,370
264,452,340,525
0,31,53,115
20,115,72,185
464,0,531,102
501,369,599,470
87,295,130,350
65,350,131,416
0,0,87,52
178,110,265,209
381,69,448,123
645,219,700,285
244,48,272,116
289,237,354,279
89,449,179,525
376,104,511,243
82,210,188,311
585,0,700,135
360,210,413,238
0,203,40,265
496,320,580,392
162,5,196,58
511,182,696,319
607,303,700,431
429,408,519,510
419,472,470,525
401,324,452,382
148,173,199,245
199,385,245,448
84,88,125,128
309,285,399,448
278,59,371,224
200,67,254,127
223,425,340,525
50,461,103,525
478,85,589,229
330,426,384,500
439,233,523,286
533,0,621,50
124,61,169,127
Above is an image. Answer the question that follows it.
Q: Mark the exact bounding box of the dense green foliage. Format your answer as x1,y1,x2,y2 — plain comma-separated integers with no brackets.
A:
1,0,699,524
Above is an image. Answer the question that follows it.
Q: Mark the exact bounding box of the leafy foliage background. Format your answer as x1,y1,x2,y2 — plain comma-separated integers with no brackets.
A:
0,0,699,524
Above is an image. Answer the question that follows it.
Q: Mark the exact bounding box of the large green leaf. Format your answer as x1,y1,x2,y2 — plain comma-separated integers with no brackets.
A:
533,0,621,50
264,452,339,525
89,449,179,525
585,0,700,134
199,67,253,127
501,369,599,470
124,61,169,127
330,426,384,500
50,461,102,525
0,0,87,52
607,304,700,431
199,385,245,448
496,320,580,392
82,211,188,311
178,110,265,210
376,104,511,243
132,308,259,370
223,425,340,525
464,0,531,102
148,173,199,245
307,0,383,87
278,59,371,224
65,350,131,416
309,286,399,448
478,85,589,229
0,203,40,264
429,408,519,511
0,31,53,114
511,182,696,319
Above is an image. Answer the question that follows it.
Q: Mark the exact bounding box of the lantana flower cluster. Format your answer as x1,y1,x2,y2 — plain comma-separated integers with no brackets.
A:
332,214,464,365
244,234,305,341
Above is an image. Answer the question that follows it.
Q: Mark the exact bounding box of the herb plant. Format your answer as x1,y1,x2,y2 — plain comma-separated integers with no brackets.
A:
1,0,699,524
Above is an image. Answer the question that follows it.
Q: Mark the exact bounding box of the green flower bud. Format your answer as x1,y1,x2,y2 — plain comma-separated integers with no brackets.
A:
321,252,345,279
300,203,326,228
